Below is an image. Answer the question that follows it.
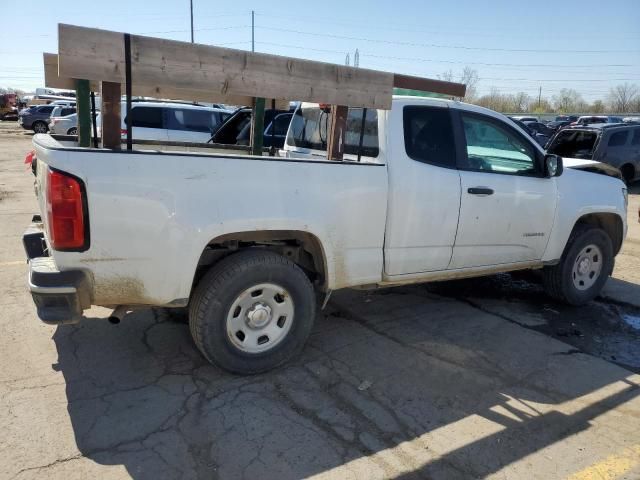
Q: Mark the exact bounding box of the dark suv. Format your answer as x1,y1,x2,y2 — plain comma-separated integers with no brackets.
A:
546,124,640,184
18,105,56,133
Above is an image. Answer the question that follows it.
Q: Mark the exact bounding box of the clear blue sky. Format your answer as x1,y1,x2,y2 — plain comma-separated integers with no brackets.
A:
1,0,638,101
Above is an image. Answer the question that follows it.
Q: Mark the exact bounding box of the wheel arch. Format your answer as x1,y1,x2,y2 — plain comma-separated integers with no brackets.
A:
573,212,624,256
190,229,329,296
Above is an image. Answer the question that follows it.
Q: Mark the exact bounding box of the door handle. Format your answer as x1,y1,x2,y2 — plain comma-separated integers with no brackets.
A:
467,187,494,196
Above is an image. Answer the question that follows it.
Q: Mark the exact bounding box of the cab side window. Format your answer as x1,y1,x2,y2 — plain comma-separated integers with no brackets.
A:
459,113,537,175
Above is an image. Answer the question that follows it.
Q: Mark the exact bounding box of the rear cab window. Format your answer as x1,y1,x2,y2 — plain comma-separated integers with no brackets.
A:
285,104,379,161
403,106,456,168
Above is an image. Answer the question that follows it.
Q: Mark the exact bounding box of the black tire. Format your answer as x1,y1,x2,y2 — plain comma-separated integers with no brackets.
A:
189,249,316,374
67,127,78,135
32,121,48,133
542,226,613,305
621,164,635,186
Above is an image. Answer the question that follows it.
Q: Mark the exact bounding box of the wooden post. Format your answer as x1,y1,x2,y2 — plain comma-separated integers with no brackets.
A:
328,105,348,161
250,97,265,156
75,79,91,147
101,81,121,149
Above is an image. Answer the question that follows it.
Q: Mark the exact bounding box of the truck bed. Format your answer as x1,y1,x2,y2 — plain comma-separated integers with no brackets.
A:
32,134,388,306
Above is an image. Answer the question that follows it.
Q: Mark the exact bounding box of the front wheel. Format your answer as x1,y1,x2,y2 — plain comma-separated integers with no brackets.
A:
32,121,48,133
189,250,316,374
67,127,78,135
542,226,613,305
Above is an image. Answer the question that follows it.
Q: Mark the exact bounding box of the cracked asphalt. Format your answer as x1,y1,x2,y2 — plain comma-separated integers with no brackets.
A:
1,122,640,479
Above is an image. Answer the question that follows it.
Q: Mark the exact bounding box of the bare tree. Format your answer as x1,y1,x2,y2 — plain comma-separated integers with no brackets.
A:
510,92,530,112
590,100,606,114
459,67,479,101
607,83,639,113
438,70,454,82
552,89,584,113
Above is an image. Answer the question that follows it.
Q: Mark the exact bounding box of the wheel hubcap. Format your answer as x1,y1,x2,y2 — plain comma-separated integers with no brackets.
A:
226,283,294,353
572,244,603,291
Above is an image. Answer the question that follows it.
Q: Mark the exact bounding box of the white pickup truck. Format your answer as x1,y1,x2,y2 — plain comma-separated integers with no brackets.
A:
24,96,628,374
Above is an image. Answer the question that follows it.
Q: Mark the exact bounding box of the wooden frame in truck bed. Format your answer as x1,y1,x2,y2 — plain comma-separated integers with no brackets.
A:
48,23,466,156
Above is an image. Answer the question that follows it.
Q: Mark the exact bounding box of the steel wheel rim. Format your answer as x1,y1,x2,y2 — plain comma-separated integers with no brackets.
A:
226,282,294,354
572,244,603,291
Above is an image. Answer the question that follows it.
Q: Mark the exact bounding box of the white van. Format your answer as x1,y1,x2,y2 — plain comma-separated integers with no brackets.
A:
120,101,234,143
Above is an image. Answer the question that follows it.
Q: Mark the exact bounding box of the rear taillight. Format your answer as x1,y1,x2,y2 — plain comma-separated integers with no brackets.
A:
24,150,35,165
46,169,87,250
120,129,128,136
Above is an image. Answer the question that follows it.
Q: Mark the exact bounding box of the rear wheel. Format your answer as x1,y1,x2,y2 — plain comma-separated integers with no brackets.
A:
32,121,48,133
621,164,635,185
67,127,77,135
189,250,315,374
542,226,613,305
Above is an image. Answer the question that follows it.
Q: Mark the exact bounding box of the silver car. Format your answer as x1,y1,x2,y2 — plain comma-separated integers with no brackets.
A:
49,112,101,136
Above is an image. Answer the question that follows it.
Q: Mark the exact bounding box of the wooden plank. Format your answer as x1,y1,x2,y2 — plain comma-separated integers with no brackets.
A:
250,97,265,156
44,53,99,90
327,105,348,161
393,74,466,98
101,82,121,149
58,24,394,109
76,79,91,147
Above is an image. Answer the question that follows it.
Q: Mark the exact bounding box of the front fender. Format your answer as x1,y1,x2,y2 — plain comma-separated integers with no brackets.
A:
542,167,627,262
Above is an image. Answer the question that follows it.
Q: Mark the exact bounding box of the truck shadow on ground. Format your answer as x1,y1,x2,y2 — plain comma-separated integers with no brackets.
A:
52,282,640,479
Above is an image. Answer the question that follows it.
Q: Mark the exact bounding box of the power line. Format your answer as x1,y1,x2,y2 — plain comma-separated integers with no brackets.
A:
254,12,639,41
255,26,640,54
359,52,636,69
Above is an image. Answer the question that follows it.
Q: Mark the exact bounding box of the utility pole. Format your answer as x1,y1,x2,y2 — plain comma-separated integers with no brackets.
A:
251,10,255,52
538,86,542,109
190,0,194,43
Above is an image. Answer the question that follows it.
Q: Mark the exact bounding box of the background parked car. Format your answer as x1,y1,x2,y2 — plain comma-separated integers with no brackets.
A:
510,115,538,122
547,123,640,184
547,120,571,132
573,115,624,126
509,117,549,147
555,115,579,123
209,107,294,148
18,104,56,133
121,101,233,143
49,112,101,136
50,105,76,119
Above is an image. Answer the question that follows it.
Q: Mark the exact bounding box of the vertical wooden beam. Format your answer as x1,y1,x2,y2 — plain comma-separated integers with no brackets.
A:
250,97,266,156
75,79,91,147
328,105,348,160
101,81,121,149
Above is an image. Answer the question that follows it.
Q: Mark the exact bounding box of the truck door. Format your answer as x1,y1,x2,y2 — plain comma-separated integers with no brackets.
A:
450,110,557,269
384,104,462,276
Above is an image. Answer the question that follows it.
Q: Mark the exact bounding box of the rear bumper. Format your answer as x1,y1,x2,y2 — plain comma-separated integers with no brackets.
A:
24,217,91,325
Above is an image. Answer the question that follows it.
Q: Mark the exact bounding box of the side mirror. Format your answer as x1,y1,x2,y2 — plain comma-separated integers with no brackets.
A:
544,154,563,178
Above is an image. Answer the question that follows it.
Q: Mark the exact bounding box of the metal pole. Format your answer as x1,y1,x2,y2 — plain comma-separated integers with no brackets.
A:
251,10,255,52
90,91,98,148
190,0,194,43
75,79,91,147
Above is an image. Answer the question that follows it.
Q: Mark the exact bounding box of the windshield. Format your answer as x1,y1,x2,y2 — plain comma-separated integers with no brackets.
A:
547,130,598,159
286,105,379,158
